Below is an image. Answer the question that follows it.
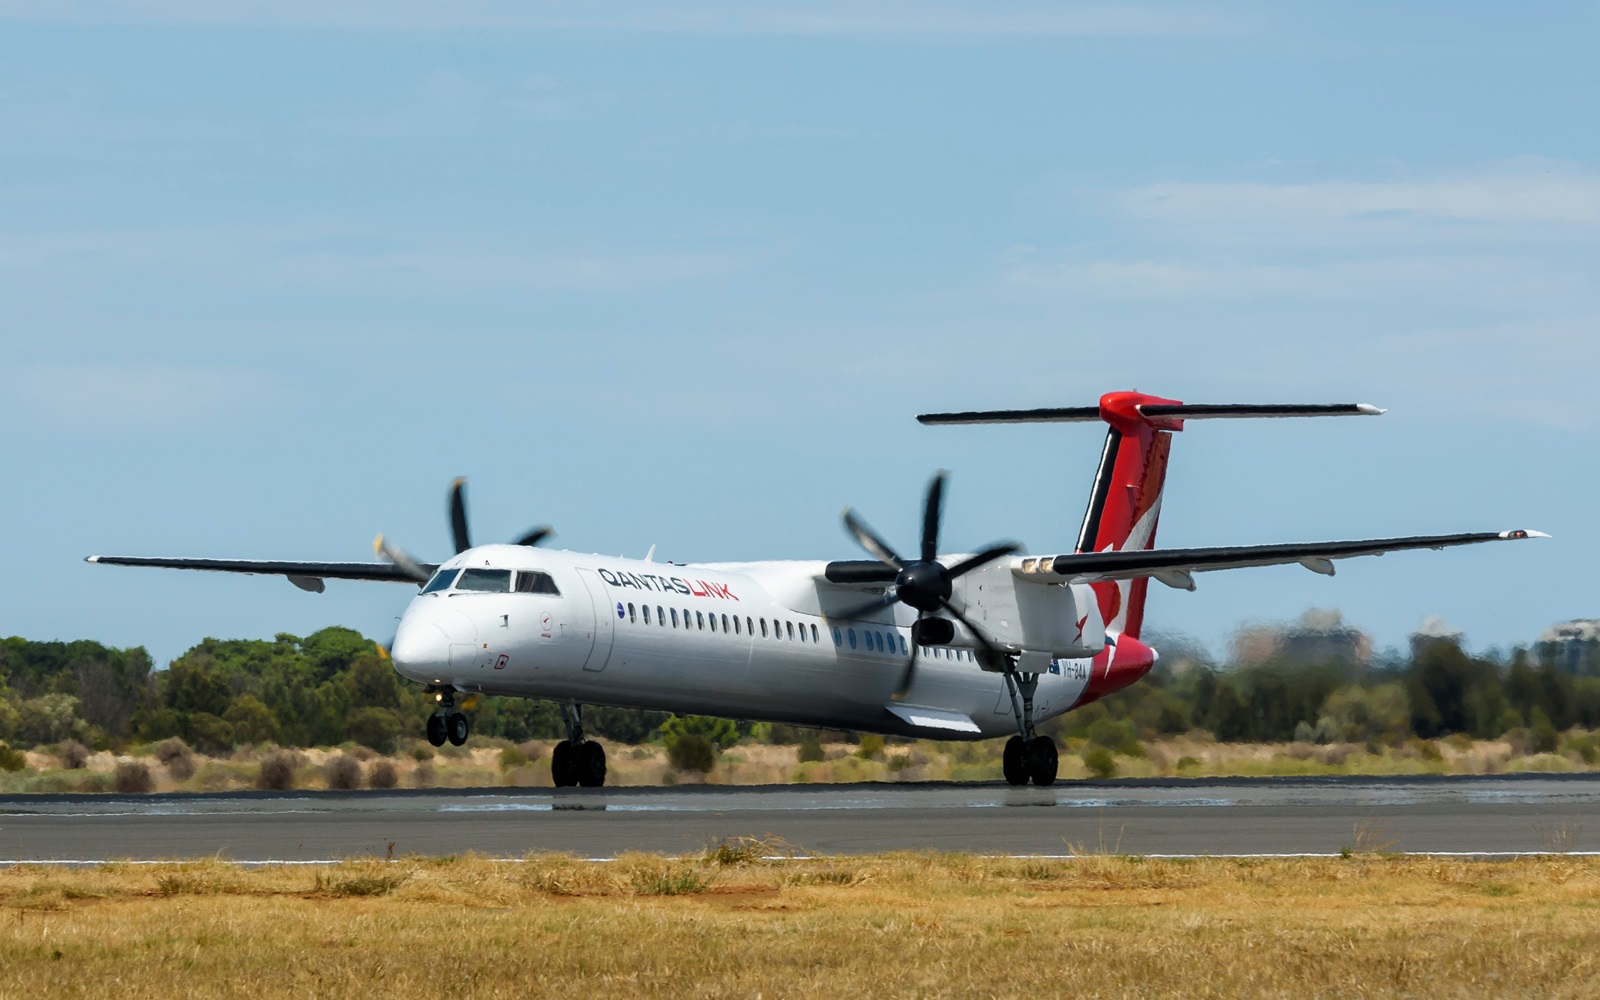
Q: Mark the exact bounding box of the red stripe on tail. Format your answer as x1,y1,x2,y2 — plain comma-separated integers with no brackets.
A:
1078,391,1184,642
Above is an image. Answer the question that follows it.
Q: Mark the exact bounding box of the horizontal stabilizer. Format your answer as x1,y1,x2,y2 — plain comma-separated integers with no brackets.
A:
85,555,430,584
918,402,1381,426
1014,529,1548,584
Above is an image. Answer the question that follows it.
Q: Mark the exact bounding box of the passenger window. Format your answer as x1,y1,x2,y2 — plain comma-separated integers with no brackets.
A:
696,611,704,631
514,571,561,595
785,621,794,641
657,605,665,626
900,635,908,655
671,608,679,628
722,614,730,633
760,619,768,638
832,627,842,646
746,617,754,636
456,568,513,593
643,605,651,625
707,612,716,633
734,616,742,635
628,603,636,623
847,628,857,649
811,624,819,643
772,619,781,639
421,568,460,593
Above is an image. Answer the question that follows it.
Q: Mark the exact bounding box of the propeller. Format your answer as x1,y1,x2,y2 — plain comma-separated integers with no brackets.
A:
836,471,1020,700
377,478,557,582
449,478,554,554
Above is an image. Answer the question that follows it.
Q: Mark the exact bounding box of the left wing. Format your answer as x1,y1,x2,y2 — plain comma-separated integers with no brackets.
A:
1014,529,1548,590
85,555,431,592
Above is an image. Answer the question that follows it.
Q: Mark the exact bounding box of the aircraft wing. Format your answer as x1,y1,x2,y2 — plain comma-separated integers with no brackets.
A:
1015,529,1548,590
84,555,432,592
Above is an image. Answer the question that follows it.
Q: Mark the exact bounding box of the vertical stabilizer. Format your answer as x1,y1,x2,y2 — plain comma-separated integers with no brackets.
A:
1074,391,1185,640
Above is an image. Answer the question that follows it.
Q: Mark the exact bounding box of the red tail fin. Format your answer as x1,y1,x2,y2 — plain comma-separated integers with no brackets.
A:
1075,391,1186,640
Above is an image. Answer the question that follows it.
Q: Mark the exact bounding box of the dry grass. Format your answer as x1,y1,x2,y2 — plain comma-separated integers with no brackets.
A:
2,852,1600,998
3,733,1600,795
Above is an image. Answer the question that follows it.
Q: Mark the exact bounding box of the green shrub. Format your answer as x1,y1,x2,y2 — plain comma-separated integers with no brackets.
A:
0,742,29,772
666,732,715,773
856,734,885,760
1082,746,1117,779
499,746,530,772
797,734,825,763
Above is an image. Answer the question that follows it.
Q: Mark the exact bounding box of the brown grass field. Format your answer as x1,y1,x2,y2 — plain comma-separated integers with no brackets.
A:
4,850,1600,998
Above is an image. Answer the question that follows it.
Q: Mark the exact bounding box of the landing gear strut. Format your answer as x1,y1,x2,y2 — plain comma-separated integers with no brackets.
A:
550,702,607,788
425,687,471,748
1001,670,1058,786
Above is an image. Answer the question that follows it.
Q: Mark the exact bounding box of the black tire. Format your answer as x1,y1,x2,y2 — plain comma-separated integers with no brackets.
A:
577,740,607,788
425,714,447,748
551,740,576,787
446,712,469,747
1025,737,1059,787
1002,735,1028,786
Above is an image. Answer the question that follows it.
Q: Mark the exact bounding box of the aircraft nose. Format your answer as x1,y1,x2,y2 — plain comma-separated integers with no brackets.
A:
390,614,449,679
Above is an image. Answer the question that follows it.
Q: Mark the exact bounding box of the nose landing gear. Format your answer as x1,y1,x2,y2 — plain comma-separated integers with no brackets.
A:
1000,669,1059,787
425,687,471,748
550,702,607,788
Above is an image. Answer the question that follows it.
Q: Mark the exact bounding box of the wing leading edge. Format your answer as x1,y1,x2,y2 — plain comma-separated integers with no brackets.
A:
1013,529,1548,590
85,555,431,591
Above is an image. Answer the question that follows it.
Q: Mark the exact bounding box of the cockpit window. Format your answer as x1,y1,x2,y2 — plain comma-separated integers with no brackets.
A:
455,568,513,593
514,570,561,596
421,568,460,594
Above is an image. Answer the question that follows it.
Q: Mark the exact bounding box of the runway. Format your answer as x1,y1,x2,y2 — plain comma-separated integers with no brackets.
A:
4,774,1600,862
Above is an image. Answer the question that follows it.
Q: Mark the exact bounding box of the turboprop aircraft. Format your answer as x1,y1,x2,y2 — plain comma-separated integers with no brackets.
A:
87,391,1545,787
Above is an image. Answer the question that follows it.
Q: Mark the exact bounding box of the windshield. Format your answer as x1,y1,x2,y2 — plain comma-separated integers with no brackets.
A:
455,568,513,593
421,568,459,594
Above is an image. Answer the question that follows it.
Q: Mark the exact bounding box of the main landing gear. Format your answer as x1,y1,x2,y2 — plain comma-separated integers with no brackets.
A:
425,687,471,748
1001,670,1059,787
550,701,607,788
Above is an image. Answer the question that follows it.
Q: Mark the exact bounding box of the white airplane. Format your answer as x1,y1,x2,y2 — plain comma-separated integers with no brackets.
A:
88,391,1545,787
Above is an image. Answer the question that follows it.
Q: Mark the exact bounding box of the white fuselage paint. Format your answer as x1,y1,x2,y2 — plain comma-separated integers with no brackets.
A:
389,545,1105,740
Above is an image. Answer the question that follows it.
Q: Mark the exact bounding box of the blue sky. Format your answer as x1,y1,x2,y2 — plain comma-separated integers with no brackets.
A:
2,1,1594,667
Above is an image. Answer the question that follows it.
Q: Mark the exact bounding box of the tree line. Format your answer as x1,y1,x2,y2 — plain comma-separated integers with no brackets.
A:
1,627,1596,755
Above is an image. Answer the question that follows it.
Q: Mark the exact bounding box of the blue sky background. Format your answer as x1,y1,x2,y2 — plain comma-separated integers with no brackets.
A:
1,2,1594,667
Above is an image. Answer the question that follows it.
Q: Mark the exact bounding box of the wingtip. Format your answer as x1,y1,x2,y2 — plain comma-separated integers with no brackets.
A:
1357,404,1386,415
1500,529,1552,540
84,555,100,564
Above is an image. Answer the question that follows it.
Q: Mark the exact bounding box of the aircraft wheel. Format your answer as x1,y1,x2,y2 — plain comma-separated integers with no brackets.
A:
1002,735,1028,786
1025,737,1059,787
577,741,607,788
426,714,447,747
551,740,577,787
446,712,470,747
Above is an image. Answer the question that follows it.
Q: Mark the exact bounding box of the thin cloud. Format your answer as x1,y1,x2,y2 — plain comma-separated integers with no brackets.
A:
1119,160,1600,246
0,364,282,434
0,0,1245,38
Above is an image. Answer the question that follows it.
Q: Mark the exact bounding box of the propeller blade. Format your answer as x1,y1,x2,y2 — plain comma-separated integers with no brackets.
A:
921,471,946,564
832,591,901,622
449,477,471,554
940,600,1001,658
890,614,922,701
945,541,1023,579
514,526,554,547
373,534,431,584
842,508,905,569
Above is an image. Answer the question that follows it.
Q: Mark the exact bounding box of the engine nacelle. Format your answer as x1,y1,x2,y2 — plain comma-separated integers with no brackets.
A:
958,563,1105,658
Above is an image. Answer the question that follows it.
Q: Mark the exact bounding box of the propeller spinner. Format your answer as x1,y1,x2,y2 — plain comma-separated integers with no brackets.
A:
835,471,1019,700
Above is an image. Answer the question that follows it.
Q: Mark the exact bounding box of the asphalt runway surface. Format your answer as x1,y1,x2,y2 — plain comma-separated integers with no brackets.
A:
4,775,1600,862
